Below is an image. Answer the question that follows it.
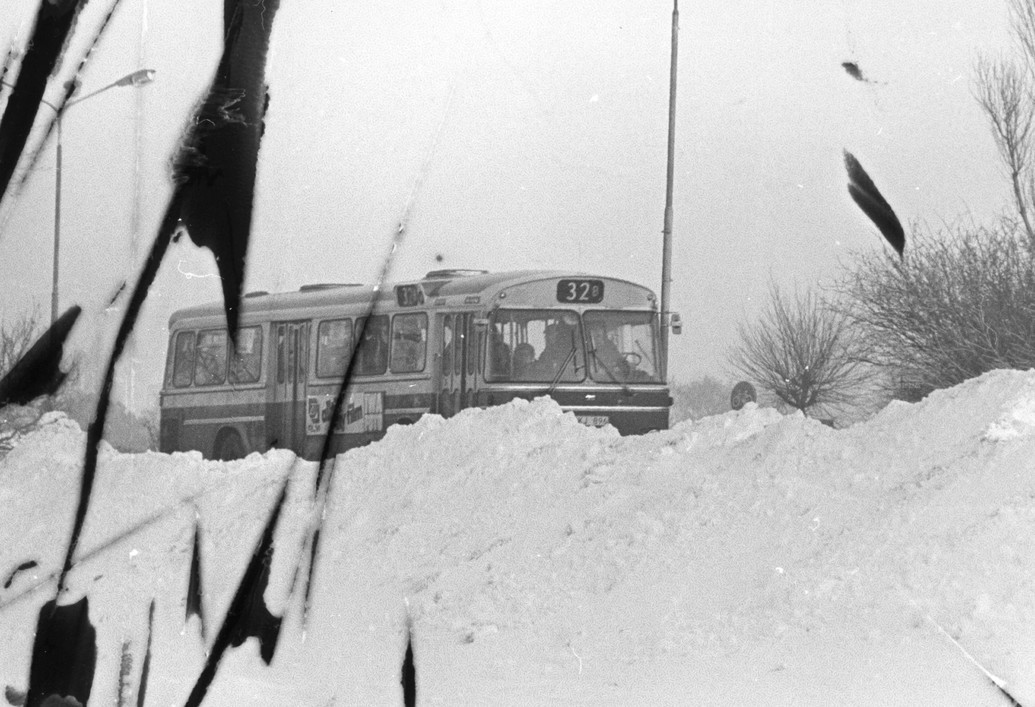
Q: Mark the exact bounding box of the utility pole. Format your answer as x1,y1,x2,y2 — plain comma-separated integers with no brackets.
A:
660,0,679,381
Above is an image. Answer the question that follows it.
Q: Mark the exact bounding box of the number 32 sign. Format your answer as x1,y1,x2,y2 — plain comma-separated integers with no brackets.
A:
556,279,604,304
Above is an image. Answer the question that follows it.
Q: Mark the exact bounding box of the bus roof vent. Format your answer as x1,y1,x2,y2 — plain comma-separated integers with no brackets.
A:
299,283,364,292
422,269,489,280
243,290,269,298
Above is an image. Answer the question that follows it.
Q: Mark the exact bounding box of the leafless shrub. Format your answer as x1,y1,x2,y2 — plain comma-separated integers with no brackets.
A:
0,309,42,379
728,283,873,418
839,221,1035,400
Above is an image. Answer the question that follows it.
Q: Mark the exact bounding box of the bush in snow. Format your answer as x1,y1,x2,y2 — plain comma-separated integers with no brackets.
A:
728,282,875,420
840,220,1035,402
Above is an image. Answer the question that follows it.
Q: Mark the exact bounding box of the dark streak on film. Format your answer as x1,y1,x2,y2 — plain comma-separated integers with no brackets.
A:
17,0,127,188
298,229,406,626
136,599,155,707
844,150,906,258
185,519,206,642
0,306,81,410
171,0,280,343
401,617,416,707
57,0,279,602
0,0,85,205
183,480,288,706
25,596,97,707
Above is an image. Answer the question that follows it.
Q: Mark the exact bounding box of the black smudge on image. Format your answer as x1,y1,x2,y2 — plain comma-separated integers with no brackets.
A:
844,150,905,257
0,0,85,204
25,597,96,707
0,306,81,410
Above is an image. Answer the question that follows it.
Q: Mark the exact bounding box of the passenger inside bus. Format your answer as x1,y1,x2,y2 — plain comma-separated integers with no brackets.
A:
511,343,536,380
534,322,575,378
490,328,511,376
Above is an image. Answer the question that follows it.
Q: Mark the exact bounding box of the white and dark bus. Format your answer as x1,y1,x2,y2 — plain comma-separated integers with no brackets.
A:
159,269,676,459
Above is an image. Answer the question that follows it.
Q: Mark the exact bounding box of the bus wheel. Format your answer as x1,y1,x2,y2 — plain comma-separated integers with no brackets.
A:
214,430,246,461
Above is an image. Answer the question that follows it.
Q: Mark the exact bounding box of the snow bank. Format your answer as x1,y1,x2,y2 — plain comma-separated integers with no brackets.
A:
2,371,1034,705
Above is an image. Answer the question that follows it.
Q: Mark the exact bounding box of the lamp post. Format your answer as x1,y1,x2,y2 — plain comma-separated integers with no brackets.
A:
42,68,155,324
660,1,678,383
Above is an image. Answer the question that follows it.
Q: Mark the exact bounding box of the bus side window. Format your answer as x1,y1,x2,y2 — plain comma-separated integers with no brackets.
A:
442,315,453,374
316,319,352,378
195,329,228,386
356,315,389,375
229,326,263,384
390,313,428,373
172,331,196,388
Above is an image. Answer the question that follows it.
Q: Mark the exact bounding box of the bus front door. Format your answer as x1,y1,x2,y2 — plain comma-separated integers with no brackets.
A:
268,321,309,453
438,313,472,417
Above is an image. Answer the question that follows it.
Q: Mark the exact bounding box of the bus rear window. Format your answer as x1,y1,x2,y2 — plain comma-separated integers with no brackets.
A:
390,313,427,373
229,326,263,384
172,331,195,388
194,329,228,386
317,319,352,378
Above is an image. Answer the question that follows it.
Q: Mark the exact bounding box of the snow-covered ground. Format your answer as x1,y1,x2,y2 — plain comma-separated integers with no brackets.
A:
2,369,1035,705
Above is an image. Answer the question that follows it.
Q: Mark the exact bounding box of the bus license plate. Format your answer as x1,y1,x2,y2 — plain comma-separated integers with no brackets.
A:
577,415,610,427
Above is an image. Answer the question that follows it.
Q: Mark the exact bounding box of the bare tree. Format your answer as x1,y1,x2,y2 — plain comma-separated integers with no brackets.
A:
0,309,42,379
728,284,872,418
976,0,1035,247
0,309,45,450
840,221,1035,400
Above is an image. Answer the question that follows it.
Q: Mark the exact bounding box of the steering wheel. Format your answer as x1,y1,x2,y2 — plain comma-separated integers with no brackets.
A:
619,352,642,368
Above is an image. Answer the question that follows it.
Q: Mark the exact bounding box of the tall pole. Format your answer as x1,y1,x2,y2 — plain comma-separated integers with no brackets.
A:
37,69,155,325
52,114,62,325
660,0,679,382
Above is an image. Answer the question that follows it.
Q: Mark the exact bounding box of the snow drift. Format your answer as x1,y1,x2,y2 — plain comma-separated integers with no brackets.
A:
1,370,1034,705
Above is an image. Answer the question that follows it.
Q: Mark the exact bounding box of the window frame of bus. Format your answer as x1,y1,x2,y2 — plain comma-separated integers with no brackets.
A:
582,309,662,384
354,314,390,376
228,325,264,384
171,330,196,388
467,315,478,375
454,314,463,375
441,314,453,373
485,309,587,383
315,318,353,379
389,312,428,374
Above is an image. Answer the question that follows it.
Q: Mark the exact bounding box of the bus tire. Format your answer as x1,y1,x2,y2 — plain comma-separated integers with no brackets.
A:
214,429,246,461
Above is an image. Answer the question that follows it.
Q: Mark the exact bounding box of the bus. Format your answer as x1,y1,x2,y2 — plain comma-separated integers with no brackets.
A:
159,269,677,460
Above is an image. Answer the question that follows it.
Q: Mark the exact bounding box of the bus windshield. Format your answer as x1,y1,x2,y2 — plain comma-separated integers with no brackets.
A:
583,311,661,384
488,309,586,383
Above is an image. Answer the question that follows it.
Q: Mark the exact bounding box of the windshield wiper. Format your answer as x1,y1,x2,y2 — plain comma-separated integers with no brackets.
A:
546,343,579,396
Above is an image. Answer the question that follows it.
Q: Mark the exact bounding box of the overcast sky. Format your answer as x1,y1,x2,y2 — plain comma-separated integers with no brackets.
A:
0,0,1016,409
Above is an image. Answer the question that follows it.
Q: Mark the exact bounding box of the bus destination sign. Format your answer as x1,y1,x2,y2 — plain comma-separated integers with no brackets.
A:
556,279,604,304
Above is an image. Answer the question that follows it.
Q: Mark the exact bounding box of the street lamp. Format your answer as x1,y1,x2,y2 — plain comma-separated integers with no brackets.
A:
43,69,155,324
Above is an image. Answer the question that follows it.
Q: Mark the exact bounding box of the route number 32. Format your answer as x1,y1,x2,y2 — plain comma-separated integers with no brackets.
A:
556,279,604,304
